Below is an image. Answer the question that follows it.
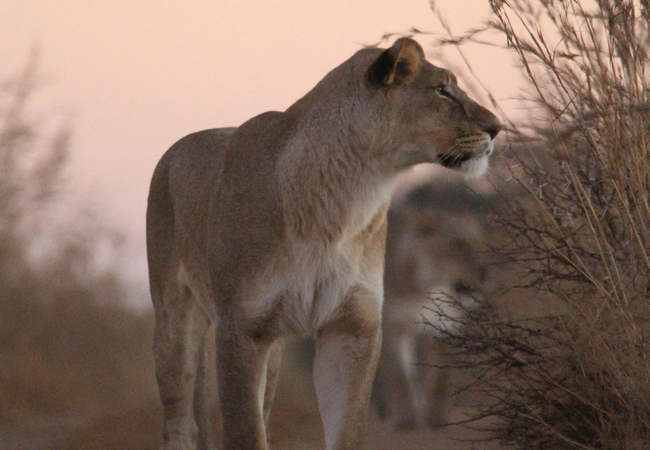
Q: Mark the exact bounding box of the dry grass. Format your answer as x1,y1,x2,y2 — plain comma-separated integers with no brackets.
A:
415,1,650,449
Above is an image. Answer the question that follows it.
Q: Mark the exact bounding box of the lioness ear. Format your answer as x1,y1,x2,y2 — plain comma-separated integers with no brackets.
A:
368,38,424,88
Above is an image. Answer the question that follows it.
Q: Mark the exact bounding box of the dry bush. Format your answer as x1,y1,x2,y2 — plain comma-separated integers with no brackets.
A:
0,57,156,428
420,1,650,449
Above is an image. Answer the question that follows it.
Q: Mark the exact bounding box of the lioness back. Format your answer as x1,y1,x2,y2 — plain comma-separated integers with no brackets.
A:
146,127,232,296
147,113,289,301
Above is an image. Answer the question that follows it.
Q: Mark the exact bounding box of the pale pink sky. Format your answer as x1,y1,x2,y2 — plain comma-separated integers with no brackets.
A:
0,0,520,294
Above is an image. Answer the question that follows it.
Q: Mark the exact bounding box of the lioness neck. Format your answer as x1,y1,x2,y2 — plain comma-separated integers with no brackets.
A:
278,85,397,244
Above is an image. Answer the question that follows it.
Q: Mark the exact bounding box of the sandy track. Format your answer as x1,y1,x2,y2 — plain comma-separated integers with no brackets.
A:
2,399,492,450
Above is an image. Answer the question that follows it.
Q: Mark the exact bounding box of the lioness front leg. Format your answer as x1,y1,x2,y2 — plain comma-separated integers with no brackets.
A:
424,346,453,428
216,318,274,450
314,288,382,450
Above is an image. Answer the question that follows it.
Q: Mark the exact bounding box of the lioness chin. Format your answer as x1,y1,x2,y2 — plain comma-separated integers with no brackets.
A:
147,38,500,450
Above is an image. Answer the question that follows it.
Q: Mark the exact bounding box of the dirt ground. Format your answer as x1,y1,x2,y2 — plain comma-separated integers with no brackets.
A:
1,403,490,450
1,343,496,450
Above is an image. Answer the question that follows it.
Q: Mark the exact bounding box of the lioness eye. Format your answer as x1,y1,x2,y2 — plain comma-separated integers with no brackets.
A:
434,85,452,99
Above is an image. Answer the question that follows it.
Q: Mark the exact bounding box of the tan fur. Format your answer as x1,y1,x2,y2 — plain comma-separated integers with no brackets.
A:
146,38,499,450
374,181,489,429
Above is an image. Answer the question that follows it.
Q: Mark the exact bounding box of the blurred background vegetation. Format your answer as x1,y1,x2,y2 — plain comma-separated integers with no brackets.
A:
0,54,157,435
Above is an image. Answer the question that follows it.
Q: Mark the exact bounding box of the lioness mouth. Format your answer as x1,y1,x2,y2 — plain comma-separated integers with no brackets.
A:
438,152,471,169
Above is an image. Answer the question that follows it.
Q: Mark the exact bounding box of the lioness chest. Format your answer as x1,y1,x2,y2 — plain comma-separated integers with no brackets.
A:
234,197,387,336
242,236,382,335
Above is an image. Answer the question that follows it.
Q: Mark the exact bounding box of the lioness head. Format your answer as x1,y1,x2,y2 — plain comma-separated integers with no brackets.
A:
366,38,501,177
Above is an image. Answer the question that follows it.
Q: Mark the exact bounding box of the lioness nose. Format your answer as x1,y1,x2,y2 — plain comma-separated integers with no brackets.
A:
486,124,501,140
474,104,501,140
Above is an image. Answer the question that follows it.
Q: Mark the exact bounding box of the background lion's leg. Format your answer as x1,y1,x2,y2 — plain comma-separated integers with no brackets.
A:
153,281,211,450
215,320,271,450
424,345,452,428
379,331,418,429
313,291,382,450
263,339,284,449
370,351,389,420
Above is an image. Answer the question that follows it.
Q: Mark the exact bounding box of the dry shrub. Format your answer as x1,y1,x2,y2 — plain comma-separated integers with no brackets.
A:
422,1,650,449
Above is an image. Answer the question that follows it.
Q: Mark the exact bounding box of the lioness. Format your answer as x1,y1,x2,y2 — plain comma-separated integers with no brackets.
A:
146,38,500,450
374,179,490,429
